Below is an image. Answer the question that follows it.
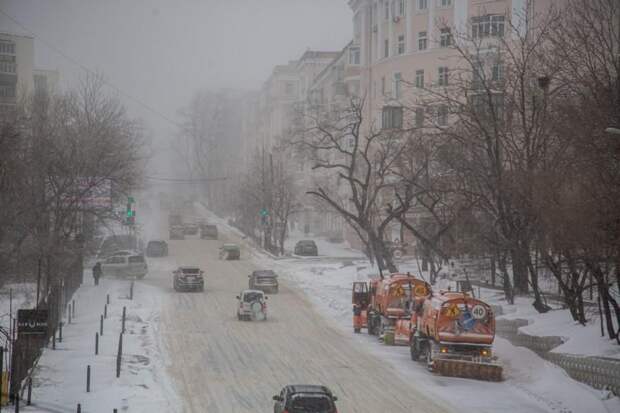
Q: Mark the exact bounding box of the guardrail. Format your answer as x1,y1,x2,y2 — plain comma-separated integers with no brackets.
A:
496,318,620,395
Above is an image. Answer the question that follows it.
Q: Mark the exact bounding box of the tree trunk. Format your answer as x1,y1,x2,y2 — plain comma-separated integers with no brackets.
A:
511,246,529,295
499,252,514,304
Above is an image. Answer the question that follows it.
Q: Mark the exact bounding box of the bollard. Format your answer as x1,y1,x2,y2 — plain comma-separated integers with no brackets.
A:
107,294,110,305
116,332,123,378
86,365,91,392
104,304,107,319
14,393,19,413
72,300,76,318
130,281,134,300
68,306,72,324
100,315,104,336
113,409,117,413
77,404,81,413
59,321,63,342
52,330,56,350
121,306,126,334
27,378,31,405
95,332,99,355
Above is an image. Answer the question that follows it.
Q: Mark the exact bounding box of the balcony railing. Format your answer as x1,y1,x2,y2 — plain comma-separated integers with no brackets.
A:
0,61,16,74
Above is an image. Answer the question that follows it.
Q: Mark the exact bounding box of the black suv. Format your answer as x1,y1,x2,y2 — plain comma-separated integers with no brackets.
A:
273,385,338,413
294,240,318,256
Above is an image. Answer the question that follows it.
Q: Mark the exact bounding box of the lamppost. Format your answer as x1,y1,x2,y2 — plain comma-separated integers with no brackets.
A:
605,127,620,136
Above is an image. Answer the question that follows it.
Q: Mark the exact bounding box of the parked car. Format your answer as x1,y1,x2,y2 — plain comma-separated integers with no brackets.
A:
168,213,183,228
200,224,218,240
272,385,338,413
97,234,142,259
101,253,147,279
169,225,185,240
294,240,318,256
183,222,199,236
236,289,267,321
248,270,278,293
146,240,168,257
173,266,204,292
219,243,240,260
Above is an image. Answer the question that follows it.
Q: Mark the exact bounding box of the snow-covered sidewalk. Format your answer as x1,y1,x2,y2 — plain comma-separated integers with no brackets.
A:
22,277,179,413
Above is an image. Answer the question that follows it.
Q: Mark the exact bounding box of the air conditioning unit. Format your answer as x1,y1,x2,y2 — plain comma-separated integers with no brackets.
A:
393,16,401,23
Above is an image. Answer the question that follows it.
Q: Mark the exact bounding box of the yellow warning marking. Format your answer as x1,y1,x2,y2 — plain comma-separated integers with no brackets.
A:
444,304,461,318
394,285,405,297
414,285,428,296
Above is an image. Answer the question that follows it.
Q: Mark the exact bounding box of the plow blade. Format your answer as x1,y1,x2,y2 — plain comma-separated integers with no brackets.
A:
433,358,503,382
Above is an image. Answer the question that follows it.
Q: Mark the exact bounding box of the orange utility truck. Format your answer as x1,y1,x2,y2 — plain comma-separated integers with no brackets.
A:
410,291,502,381
352,273,431,345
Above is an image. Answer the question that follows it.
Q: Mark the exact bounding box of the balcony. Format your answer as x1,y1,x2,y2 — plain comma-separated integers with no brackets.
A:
0,61,16,75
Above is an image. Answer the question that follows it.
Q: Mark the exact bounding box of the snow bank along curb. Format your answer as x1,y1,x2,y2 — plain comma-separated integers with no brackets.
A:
496,318,620,395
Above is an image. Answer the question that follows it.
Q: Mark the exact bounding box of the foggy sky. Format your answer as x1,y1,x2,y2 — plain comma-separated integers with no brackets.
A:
0,0,352,153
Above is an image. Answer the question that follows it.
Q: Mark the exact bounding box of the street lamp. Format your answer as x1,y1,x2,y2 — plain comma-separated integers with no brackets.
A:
605,127,620,136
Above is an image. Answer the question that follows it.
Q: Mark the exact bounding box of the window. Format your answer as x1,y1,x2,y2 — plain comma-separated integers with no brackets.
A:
418,31,427,50
0,41,15,55
438,66,449,86
384,39,389,58
472,60,484,89
0,84,15,98
0,61,16,74
399,0,406,15
381,76,386,95
440,0,452,7
285,82,295,96
418,0,428,11
382,106,403,129
397,35,405,55
472,15,505,39
385,0,390,19
394,72,402,99
415,70,425,88
440,28,452,47
437,105,449,126
349,46,360,65
415,108,425,127
471,93,505,122
492,63,504,81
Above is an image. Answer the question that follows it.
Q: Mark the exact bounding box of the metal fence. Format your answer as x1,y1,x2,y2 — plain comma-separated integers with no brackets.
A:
9,255,83,402
496,318,620,395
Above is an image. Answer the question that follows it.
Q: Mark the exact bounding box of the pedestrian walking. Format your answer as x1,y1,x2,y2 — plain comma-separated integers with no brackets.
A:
93,261,102,286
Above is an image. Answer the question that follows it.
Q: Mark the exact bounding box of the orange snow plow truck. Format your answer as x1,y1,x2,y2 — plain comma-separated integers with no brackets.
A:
352,273,431,345
410,291,502,381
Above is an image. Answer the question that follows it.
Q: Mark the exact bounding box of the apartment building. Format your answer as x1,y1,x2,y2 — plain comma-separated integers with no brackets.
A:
0,32,59,115
348,0,556,129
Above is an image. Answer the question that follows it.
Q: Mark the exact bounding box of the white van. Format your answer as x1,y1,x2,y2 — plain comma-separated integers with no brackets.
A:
101,254,148,279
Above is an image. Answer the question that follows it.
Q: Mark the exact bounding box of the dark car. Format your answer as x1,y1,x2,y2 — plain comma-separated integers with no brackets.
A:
219,244,240,260
183,222,199,236
273,385,338,413
146,240,168,257
294,240,318,256
248,270,279,293
200,224,218,240
173,266,204,292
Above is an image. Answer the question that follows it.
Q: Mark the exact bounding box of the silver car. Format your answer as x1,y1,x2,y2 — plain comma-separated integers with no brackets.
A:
101,253,147,279
236,289,268,321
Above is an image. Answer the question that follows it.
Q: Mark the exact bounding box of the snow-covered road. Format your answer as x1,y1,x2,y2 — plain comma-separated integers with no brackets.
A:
141,232,453,413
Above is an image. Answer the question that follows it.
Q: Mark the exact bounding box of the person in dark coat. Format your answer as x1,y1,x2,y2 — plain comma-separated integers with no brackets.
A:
93,262,102,286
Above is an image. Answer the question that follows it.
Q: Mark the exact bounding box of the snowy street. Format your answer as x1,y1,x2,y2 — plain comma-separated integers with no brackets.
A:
143,229,452,413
